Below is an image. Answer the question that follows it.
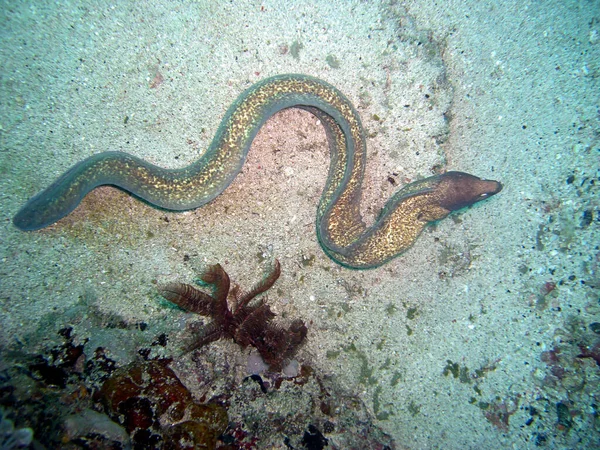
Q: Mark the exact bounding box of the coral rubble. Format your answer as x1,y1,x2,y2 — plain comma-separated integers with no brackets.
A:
99,359,227,449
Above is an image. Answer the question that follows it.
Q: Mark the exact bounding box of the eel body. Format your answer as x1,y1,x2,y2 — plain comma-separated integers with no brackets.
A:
13,74,502,269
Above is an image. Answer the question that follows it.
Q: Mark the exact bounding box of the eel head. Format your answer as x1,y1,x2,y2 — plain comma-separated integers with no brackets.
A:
436,171,503,212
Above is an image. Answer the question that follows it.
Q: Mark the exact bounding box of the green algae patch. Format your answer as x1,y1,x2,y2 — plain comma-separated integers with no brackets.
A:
326,54,341,69
343,343,377,386
373,386,393,420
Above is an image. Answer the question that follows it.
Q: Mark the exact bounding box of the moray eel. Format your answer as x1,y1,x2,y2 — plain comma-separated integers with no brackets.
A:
13,74,502,269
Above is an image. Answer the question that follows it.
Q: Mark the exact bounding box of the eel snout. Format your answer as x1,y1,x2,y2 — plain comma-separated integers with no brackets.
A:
437,171,503,212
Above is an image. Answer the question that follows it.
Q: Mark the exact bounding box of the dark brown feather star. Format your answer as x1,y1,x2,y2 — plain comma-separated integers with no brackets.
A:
158,260,307,371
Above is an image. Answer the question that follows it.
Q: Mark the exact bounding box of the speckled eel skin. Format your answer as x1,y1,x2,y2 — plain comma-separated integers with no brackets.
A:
13,74,502,269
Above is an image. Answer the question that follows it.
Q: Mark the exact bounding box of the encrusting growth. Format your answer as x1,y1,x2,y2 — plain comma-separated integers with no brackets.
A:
158,260,307,371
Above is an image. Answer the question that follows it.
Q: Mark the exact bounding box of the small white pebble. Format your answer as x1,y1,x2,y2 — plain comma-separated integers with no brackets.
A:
247,352,268,375
283,360,300,378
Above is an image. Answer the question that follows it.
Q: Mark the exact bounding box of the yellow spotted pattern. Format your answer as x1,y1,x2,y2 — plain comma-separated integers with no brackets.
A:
13,74,493,269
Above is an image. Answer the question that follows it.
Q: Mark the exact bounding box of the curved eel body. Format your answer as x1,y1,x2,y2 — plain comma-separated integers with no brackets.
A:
13,74,502,269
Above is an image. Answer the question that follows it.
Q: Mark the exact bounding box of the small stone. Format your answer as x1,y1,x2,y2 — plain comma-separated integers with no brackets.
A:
581,209,593,228
556,402,573,430
283,359,300,377
589,322,600,334
247,352,269,375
